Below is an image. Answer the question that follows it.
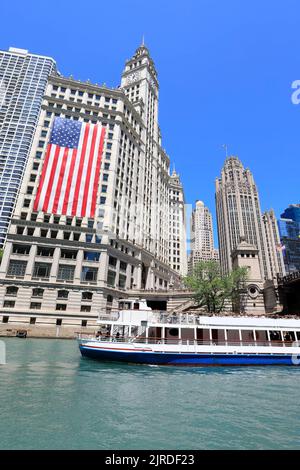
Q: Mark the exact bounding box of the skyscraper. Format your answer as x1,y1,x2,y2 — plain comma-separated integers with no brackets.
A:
278,204,300,273
169,169,187,276
0,43,186,330
215,156,284,280
262,209,285,278
0,47,56,247
188,200,219,274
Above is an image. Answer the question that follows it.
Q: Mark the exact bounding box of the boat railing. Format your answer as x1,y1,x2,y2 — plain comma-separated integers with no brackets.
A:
77,333,300,348
97,310,203,325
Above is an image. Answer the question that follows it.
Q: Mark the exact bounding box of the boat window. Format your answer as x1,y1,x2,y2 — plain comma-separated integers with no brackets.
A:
255,330,268,345
165,328,179,344
148,327,161,341
226,329,240,344
241,330,255,345
197,329,210,344
181,328,195,341
283,331,295,343
296,332,300,341
113,325,130,339
211,329,226,345
269,331,281,343
133,303,139,310
167,328,179,337
125,302,131,310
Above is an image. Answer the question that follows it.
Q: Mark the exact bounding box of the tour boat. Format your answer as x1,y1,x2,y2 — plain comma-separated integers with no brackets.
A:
78,299,300,366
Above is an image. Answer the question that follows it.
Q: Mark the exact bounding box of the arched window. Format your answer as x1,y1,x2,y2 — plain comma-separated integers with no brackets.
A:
32,288,44,298
57,290,69,299
6,286,18,296
82,292,93,301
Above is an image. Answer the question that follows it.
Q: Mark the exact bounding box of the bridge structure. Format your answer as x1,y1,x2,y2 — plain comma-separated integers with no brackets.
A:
277,271,300,314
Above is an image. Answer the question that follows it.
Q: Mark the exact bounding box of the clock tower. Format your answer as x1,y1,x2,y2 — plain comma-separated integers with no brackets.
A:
121,41,159,142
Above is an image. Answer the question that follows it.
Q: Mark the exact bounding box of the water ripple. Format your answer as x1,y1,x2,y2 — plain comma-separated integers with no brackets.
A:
0,338,300,449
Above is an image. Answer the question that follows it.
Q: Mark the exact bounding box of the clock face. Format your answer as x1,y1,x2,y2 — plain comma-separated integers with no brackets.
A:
126,71,140,84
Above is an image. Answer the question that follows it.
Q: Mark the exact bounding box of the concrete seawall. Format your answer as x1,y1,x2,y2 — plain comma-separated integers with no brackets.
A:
0,323,96,339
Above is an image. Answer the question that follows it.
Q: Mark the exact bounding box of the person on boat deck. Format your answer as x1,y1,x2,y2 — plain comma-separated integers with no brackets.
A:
105,329,110,337
96,330,102,338
115,332,120,339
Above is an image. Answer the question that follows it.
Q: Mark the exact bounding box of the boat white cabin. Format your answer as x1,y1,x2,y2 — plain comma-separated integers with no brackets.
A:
78,299,300,366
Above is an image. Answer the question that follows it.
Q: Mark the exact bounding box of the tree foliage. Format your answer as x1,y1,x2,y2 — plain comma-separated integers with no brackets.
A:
184,260,248,313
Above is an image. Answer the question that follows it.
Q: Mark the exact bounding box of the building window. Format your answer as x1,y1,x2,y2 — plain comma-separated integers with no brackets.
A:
118,274,126,289
56,318,63,325
81,320,88,327
107,270,116,287
7,260,27,277
32,288,44,298
57,290,69,299
33,263,51,279
56,304,67,311
57,265,75,281
30,317,36,325
30,302,41,310
3,301,15,308
2,316,9,323
80,305,91,312
109,256,117,267
81,267,98,283
82,292,93,301
5,286,18,296
61,249,77,259
120,261,127,271
84,252,100,261
37,247,54,257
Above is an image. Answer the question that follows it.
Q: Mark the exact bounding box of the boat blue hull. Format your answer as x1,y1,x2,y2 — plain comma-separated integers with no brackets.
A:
79,345,300,366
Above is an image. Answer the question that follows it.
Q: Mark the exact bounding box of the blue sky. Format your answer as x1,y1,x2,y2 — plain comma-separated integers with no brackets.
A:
1,0,300,244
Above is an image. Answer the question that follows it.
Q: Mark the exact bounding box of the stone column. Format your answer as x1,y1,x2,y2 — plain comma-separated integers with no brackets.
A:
115,259,120,289
126,263,131,289
24,245,37,280
49,247,60,282
0,242,13,277
97,251,108,284
134,264,142,289
74,249,84,283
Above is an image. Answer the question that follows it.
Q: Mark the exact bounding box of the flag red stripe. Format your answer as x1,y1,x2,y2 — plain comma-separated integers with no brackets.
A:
52,147,69,214
62,148,77,215
33,143,52,212
90,127,106,217
71,123,90,216
81,124,98,217
42,145,61,213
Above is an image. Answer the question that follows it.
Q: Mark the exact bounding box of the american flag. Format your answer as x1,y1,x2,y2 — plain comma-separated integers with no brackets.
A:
33,117,105,218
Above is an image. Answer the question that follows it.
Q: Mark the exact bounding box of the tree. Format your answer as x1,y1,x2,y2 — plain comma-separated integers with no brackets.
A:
184,260,248,314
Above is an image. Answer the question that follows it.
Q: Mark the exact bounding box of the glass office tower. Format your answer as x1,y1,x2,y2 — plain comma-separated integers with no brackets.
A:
278,205,300,273
0,47,56,246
